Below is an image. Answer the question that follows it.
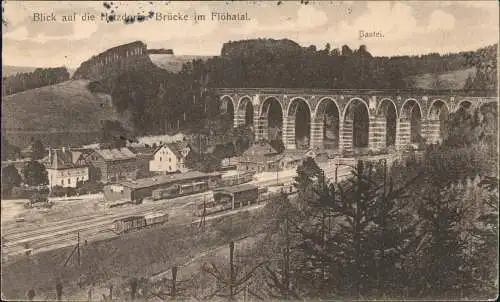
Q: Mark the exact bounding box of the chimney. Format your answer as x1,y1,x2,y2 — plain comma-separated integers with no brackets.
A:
54,149,59,169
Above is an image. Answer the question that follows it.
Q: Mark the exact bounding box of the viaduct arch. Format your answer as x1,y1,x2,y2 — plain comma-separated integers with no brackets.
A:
215,88,497,152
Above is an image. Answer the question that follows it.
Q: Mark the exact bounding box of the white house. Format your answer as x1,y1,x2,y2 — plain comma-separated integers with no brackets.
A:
149,142,191,173
47,148,89,189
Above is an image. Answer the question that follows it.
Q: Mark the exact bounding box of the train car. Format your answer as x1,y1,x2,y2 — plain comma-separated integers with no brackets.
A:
152,185,179,201
113,215,147,234
113,212,169,234
194,199,232,217
144,212,169,226
152,181,210,201
190,181,209,193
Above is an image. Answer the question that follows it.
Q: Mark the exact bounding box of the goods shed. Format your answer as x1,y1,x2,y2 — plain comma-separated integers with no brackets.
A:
213,184,259,209
103,171,221,203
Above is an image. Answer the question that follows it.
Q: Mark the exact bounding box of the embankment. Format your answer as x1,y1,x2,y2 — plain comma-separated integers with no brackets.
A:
1,207,269,300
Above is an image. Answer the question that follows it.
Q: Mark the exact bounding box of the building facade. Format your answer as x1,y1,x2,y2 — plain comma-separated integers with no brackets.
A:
47,148,89,189
149,142,190,173
236,142,281,173
84,147,147,183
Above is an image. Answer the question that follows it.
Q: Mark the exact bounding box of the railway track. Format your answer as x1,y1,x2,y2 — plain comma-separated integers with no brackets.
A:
2,166,354,258
4,192,211,241
3,199,199,256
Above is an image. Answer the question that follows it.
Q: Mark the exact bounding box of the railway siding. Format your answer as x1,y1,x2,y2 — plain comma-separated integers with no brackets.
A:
1,203,267,301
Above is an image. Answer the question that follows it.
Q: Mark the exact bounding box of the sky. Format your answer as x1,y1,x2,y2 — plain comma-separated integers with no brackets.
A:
2,1,499,68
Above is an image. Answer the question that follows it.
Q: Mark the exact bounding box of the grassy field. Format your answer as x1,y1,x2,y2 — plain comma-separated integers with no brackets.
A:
405,67,476,90
1,80,121,147
1,206,269,301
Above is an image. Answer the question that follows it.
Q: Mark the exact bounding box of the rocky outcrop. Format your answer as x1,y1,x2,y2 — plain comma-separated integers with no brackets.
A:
72,41,148,81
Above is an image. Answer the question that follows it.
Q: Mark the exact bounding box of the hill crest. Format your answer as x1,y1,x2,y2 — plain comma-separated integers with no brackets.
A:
1,80,128,148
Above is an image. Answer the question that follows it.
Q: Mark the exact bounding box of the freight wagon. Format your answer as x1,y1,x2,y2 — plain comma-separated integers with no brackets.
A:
152,181,210,201
112,212,169,234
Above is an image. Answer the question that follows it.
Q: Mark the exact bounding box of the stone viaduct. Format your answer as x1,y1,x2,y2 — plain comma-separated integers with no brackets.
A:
213,88,497,152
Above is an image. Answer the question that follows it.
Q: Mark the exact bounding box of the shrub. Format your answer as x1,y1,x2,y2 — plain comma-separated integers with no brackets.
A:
10,186,36,199
76,181,104,195
50,186,70,197
67,187,77,197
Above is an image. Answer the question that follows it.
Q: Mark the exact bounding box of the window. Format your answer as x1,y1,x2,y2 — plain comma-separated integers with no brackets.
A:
160,157,162,162
169,157,171,162
169,165,171,170
68,178,71,185
61,179,64,185
76,177,79,183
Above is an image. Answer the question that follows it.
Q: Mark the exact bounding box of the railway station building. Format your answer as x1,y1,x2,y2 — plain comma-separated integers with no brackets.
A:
46,147,89,189
213,183,260,209
103,171,222,203
236,141,281,173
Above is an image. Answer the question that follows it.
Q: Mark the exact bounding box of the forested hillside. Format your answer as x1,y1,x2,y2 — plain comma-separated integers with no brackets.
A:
3,39,496,147
108,39,496,134
2,67,70,96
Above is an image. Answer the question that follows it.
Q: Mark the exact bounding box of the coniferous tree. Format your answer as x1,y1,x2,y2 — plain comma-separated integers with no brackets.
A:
1,164,22,195
31,139,45,160
260,193,302,300
412,181,473,299
470,176,499,298
22,160,48,186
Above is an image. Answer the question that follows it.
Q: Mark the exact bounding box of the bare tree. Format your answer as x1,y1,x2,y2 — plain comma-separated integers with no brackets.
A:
202,241,266,301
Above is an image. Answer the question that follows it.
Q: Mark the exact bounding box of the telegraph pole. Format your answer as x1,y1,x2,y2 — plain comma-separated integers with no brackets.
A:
77,232,81,267
335,161,339,184
199,196,207,231
171,266,177,299
276,163,279,185
229,241,235,301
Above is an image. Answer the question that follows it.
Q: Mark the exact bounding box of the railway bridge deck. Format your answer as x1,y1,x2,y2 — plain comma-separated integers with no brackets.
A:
213,88,497,151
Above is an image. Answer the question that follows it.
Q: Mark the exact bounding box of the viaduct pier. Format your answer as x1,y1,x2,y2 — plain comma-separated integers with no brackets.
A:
213,88,497,152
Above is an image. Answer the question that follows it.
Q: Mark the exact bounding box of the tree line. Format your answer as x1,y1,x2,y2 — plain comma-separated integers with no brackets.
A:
2,67,70,96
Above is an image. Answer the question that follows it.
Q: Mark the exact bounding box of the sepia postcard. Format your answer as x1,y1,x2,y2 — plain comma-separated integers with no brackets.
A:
1,1,499,301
